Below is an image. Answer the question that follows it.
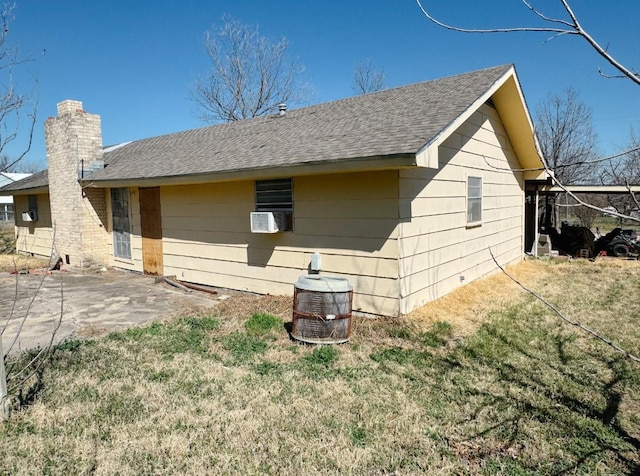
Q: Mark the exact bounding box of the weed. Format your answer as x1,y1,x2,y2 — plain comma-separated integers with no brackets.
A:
251,361,285,376
244,312,283,336
221,332,268,363
106,316,219,357
370,346,415,365
146,369,175,383
303,345,339,367
350,425,369,447
419,321,452,348
387,325,414,340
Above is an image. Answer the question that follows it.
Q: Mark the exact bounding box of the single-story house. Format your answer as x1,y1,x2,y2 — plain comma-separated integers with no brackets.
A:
0,172,31,224
0,64,547,316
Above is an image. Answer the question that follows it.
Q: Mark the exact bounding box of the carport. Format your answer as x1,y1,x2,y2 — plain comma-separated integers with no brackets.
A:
525,182,640,256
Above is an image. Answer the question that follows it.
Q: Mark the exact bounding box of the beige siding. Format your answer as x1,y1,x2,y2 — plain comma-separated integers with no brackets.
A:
398,103,525,314
156,171,401,316
14,193,54,258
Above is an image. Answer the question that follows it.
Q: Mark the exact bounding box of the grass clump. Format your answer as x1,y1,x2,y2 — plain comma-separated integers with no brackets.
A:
304,345,339,367
1,259,639,475
221,332,268,363
108,315,219,357
419,321,452,348
244,312,283,336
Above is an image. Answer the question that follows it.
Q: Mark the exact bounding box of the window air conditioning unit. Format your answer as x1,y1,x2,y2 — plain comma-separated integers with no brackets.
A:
22,211,38,222
250,212,282,233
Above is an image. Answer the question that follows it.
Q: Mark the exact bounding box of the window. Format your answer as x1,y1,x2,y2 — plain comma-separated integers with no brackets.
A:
111,188,131,259
1,203,13,222
467,176,482,224
255,178,293,231
24,194,38,221
28,195,38,214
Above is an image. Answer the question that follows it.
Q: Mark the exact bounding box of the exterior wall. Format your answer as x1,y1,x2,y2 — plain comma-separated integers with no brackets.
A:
148,170,401,316
14,193,54,257
45,100,109,266
398,103,525,314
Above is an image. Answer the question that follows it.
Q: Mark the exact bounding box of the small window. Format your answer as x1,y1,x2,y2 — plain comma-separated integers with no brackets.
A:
111,188,131,259
467,176,482,224
255,178,293,231
21,194,39,221
28,194,38,215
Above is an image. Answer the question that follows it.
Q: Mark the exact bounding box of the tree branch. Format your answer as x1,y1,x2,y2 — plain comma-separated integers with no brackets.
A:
415,0,575,35
415,0,640,85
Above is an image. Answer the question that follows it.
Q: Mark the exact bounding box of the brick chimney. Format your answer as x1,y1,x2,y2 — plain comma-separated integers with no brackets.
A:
45,100,109,266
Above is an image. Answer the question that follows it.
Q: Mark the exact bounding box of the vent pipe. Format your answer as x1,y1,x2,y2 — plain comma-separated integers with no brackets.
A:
278,103,287,116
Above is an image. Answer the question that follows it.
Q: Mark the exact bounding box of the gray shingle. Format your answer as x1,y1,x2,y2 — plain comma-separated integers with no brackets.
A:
0,170,48,193
89,64,512,182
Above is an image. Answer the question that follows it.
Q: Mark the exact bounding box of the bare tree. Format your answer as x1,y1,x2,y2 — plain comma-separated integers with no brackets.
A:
0,155,41,173
0,4,38,172
192,17,307,123
600,133,640,220
573,193,606,228
602,131,640,186
352,59,385,94
415,0,639,86
535,88,598,185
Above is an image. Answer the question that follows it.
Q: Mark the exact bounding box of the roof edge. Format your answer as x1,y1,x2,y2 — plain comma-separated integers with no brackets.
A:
81,154,418,188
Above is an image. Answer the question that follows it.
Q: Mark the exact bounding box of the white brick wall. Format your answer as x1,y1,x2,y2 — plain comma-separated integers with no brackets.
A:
45,100,109,266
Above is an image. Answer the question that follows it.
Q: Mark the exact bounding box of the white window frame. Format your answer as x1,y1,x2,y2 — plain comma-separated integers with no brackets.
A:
466,175,482,225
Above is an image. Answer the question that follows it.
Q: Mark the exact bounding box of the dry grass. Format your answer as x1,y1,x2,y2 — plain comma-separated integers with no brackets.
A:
1,258,639,475
0,254,51,273
0,227,51,272
407,258,547,336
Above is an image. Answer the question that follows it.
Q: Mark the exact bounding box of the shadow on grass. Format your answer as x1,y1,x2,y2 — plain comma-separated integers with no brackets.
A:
448,309,640,474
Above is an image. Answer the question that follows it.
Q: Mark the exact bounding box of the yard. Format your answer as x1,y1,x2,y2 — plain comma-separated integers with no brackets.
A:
1,258,639,474
0,226,49,272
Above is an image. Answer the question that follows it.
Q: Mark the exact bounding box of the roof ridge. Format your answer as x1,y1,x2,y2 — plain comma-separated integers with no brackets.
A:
106,64,514,151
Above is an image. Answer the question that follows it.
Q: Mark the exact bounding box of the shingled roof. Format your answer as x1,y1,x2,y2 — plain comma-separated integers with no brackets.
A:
83,64,514,184
1,64,532,194
0,170,48,193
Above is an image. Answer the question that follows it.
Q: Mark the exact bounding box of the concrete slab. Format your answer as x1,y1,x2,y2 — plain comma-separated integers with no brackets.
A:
0,268,221,355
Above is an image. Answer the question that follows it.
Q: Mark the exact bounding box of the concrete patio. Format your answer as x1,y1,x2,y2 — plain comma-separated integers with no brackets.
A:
0,268,220,355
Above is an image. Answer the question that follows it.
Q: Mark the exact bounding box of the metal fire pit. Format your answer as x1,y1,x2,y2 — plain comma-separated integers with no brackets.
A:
292,275,353,344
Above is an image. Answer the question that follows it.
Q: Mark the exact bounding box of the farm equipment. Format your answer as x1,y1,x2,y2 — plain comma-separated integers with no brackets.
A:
594,228,640,258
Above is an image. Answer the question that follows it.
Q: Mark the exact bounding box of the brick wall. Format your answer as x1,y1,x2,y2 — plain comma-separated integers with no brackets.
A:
45,100,109,266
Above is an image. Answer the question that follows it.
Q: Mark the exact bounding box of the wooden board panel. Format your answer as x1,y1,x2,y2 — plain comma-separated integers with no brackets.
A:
139,187,163,276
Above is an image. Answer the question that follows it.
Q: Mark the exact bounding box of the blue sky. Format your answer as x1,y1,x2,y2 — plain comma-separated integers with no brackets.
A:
6,0,640,170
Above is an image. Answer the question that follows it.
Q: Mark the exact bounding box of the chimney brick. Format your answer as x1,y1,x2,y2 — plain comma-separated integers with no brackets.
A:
45,100,109,266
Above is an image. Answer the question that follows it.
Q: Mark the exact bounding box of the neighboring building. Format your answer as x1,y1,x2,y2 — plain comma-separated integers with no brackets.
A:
0,64,547,316
0,172,31,224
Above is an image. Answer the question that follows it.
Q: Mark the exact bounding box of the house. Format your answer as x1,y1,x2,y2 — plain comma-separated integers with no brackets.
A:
0,172,31,224
0,64,547,316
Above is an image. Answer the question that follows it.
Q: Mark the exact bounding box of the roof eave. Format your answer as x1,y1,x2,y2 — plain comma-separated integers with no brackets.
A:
0,186,49,196
80,154,419,188
491,71,546,174
416,65,547,178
